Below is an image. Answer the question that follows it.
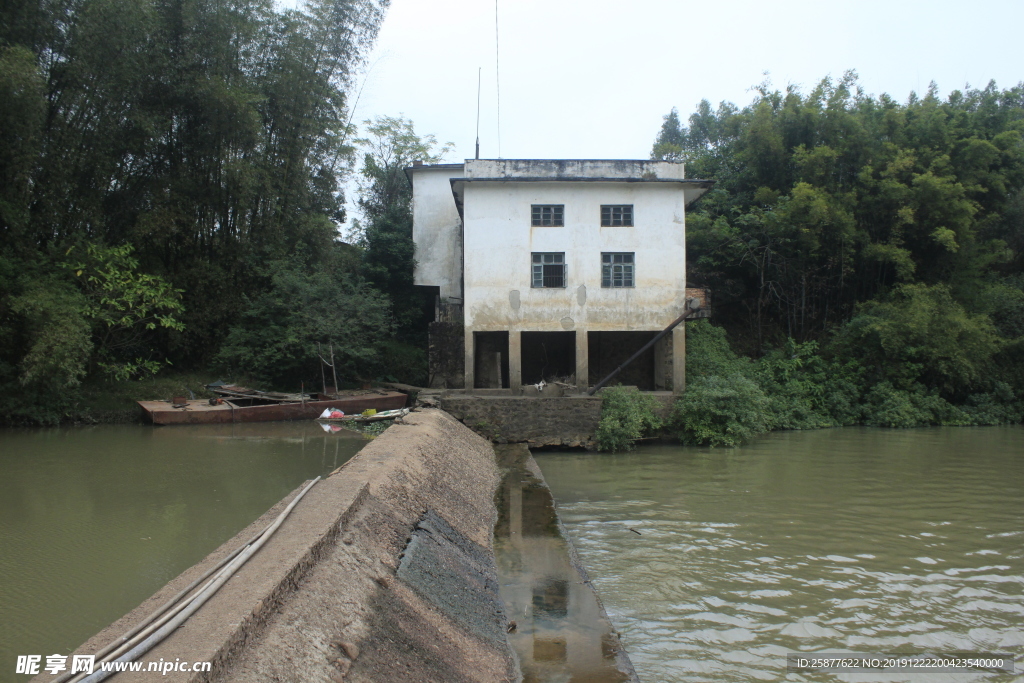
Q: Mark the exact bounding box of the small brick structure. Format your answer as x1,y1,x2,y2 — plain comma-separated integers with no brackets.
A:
428,321,464,388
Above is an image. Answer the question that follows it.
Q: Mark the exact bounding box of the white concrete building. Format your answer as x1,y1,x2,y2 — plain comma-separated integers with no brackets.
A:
408,159,711,392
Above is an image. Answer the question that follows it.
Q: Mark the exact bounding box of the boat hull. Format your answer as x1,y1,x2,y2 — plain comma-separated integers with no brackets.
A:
138,392,408,426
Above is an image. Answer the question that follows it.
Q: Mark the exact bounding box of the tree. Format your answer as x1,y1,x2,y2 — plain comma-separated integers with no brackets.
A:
9,278,92,387
215,258,393,387
62,243,186,380
651,107,685,161
0,46,45,248
0,0,396,422
354,115,452,337
832,283,1001,397
656,74,1024,354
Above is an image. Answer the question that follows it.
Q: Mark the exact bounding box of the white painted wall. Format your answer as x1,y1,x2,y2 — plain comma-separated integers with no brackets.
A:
462,181,687,333
410,165,464,300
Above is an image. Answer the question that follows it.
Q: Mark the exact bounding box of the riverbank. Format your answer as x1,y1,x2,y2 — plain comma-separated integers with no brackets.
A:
0,372,405,427
1,373,223,427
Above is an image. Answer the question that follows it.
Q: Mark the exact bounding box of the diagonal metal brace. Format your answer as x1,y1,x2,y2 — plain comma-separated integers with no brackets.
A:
587,299,703,396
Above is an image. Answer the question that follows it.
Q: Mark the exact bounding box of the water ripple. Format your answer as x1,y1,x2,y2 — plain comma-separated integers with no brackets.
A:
538,426,1024,683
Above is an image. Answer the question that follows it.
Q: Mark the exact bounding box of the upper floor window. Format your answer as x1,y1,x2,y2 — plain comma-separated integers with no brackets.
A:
532,204,564,226
601,204,633,227
602,252,634,287
532,252,566,288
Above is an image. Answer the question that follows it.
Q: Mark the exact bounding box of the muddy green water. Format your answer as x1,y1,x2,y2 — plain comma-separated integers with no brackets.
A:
0,422,366,681
536,426,1024,683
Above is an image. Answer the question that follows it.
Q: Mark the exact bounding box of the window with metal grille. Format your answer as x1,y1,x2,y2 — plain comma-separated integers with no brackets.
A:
600,204,633,226
531,205,564,226
601,252,634,287
532,253,566,288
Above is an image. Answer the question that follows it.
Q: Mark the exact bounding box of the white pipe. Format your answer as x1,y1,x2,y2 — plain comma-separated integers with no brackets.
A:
53,523,275,683
75,476,320,683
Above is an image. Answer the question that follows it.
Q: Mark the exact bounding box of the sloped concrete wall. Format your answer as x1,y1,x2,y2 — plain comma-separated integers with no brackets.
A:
39,410,516,683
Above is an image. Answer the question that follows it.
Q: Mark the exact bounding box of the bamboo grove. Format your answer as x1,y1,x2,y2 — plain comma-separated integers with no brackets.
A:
648,73,1024,441
0,0,433,422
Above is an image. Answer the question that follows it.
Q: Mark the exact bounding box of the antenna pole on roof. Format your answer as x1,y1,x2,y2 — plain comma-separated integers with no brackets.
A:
495,0,501,158
475,67,481,159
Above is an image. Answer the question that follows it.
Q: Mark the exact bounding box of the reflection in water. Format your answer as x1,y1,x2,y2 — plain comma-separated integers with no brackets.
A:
537,426,1024,683
494,445,637,683
0,422,366,680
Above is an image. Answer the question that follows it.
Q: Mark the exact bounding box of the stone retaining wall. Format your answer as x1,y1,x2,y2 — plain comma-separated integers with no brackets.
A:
441,395,603,448
440,392,678,449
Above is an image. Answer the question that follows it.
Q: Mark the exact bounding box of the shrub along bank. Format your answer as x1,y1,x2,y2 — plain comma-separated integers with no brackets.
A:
596,313,1024,451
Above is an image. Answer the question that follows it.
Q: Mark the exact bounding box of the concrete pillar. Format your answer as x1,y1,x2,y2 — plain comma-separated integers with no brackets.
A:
464,328,475,390
672,324,686,393
509,330,522,392
575,329,588,392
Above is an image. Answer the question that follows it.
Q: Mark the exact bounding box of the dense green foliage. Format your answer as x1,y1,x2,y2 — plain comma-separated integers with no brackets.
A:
595,385,663,452
348,115,453,385
656,74,1024,443
657,73,1024,346
215,263,393,388
355,116,452,326
5,242,185,389
670,373,772,447
213,116,448,390
673,318,1023,446
832,283,1001,396
0,0,455,424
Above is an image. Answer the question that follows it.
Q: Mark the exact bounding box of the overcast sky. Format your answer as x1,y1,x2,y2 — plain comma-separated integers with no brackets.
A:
344,0,1024,163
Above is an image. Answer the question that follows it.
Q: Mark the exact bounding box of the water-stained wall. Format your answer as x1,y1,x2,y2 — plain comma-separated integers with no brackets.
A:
410,164,464,301
409,159,711,392
461,181,688,332
460,178,689,390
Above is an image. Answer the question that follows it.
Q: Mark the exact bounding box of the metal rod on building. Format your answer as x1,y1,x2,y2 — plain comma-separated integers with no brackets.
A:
587,305,702,396
475,67,481,159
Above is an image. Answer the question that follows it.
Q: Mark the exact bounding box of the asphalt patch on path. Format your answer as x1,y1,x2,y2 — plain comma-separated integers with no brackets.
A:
397,509,508,650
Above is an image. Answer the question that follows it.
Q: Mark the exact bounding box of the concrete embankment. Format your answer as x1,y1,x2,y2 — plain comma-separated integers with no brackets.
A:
38,410,517,683
494,445,640,682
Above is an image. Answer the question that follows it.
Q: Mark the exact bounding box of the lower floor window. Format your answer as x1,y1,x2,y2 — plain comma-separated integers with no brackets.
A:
532,252,565,287
602,252,634,287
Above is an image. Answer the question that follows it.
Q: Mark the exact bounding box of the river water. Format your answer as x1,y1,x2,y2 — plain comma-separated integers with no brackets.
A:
536,426,1024,683
0,422,366,680
3,424,1021,682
